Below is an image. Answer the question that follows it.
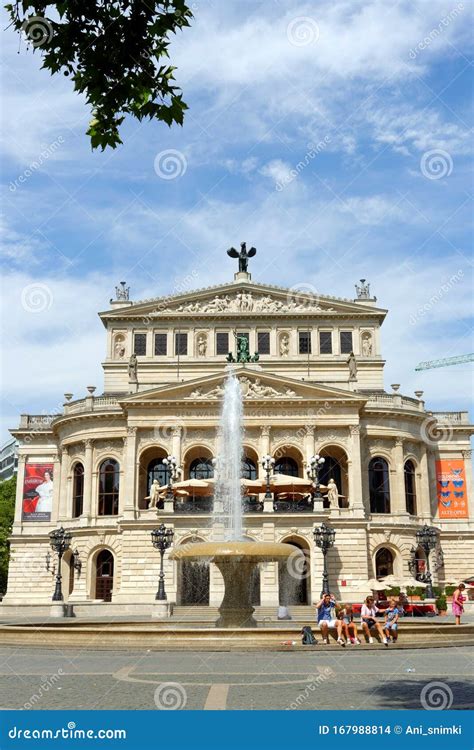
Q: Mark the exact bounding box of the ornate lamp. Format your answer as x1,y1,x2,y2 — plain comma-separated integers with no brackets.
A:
416,525,439,599
49,527,72,602
261,454,275,499
306,454,325,502
313,522,336,596
151,524,174,600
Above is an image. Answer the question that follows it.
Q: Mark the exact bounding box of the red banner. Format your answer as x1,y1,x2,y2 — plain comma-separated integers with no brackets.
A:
22,462,54,522
436,459,468,519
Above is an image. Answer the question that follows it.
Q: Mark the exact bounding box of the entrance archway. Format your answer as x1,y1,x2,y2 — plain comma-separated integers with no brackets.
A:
94,549,114,602
278,537,310,605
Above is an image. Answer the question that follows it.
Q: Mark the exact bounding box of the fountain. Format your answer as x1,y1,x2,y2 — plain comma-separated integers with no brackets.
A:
170,369,301,627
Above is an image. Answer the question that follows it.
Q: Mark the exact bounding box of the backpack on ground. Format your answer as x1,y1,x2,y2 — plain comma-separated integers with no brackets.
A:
301,625,317,645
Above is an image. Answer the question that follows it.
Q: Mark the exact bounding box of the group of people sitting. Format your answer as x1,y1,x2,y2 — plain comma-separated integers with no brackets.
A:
312,593,400,647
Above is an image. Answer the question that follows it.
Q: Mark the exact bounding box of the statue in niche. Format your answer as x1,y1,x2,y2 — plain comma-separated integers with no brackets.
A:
362,336,372,357
128,353,138,382
145,480,162,508
279,334,290,357
197,334,207,357
114,336,126,359
327,478,339,508
347,351,357,381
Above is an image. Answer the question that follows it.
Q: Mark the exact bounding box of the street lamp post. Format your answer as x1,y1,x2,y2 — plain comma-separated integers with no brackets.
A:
416,525,438,599
49,527,72,602
151,524,174,601
306,454,325,508
313,522,336,596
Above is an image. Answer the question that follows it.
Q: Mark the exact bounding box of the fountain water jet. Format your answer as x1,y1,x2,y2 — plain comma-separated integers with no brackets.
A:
170,369,302,627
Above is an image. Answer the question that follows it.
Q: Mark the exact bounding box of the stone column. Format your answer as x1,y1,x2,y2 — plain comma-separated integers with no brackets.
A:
348,426,364,515
427,448,438,518
304,426,315,465
258,426,271,476
391,437,408,518
172,426,182,466
57,448,69,521
260,523,279,606
12,454,27,531
81,439,94,522
462,449,474,521
418,444,431,520
122,427,138,519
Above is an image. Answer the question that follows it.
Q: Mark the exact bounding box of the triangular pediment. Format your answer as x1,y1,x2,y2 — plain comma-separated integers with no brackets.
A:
100,280,386,323
120,369,367,405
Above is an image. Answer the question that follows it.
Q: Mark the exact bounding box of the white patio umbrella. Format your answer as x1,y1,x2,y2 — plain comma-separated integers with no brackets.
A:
356,579,392,592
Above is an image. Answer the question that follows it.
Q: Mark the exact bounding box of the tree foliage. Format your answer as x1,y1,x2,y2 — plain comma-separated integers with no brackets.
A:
0,477,16,595
6,1,193,150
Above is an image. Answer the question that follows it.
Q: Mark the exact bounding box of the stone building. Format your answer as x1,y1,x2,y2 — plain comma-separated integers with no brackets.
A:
3,262,473,615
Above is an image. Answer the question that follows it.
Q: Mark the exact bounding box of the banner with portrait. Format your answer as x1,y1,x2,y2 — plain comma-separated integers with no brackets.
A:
22,462,54,522
436,459,468,519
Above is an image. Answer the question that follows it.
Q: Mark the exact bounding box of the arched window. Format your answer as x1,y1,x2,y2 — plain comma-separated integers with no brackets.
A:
404,460,417,515
147,458,170,493
189,457,214,480
375,547,394,578
242,457,257,480
98,459,119,516
95,549,114,601
274,457,298,477
72,463,84,518
369,457,390,513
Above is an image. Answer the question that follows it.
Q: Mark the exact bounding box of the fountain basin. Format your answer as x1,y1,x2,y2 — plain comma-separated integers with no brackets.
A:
170,541,301,628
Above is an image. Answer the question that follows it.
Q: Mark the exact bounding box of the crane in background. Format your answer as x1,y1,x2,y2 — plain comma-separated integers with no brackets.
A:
415,354,474,371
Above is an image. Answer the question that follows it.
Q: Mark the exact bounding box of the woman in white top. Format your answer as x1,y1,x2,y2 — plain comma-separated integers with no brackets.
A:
361,596,387,644
34,471,53,513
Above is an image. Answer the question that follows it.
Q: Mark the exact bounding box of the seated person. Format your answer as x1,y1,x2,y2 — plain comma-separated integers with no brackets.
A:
315,593,344,645
383,597,400,645
340,603,361,645
360,596,387,644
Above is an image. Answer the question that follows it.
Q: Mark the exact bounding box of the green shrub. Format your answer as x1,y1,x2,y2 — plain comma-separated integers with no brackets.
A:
435,595,447,612
432,586,443,598
388,586,400,595
406,586,424,597
445,585,457,596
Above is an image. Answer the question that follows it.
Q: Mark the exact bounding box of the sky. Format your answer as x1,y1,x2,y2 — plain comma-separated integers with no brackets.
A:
1,0,473,443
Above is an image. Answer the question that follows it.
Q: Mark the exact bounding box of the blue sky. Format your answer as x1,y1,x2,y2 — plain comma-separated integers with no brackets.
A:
1,0,473,442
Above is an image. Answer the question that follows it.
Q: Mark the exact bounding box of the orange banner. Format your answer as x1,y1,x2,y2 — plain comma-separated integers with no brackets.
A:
436,459,468,518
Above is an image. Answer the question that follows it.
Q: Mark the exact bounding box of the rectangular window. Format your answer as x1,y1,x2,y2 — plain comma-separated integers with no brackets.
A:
133,333,147,356
216,332,229,355
319,331,332,354
154,333,167,356
340,331,353,354
257,331,270,354
175,332,188,355
299,331,311,354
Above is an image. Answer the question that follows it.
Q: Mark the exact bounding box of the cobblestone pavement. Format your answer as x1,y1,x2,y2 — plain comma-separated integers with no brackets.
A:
0,646,472,711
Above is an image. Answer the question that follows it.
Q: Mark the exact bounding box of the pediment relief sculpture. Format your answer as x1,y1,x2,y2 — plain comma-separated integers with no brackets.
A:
188,377,299,400
157,292,333,315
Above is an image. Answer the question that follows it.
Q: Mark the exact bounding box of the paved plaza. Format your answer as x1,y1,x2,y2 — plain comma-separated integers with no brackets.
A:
0,646,472,711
